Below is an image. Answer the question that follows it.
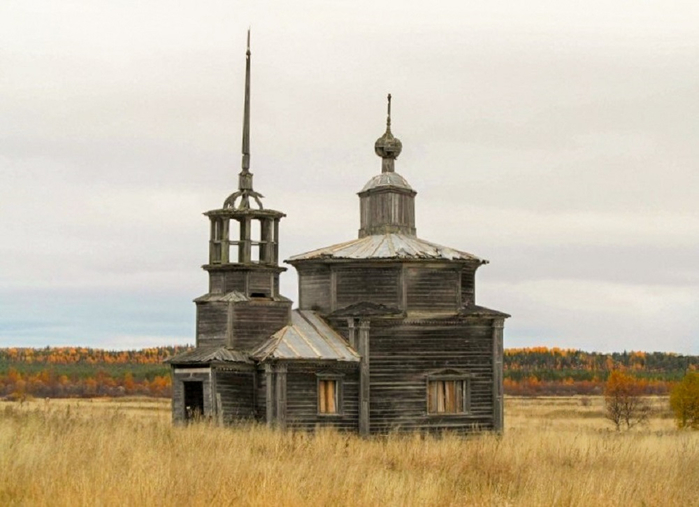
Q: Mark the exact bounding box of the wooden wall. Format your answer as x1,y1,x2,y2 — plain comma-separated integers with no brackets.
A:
171,368,213,423
215,370,256,423
336,267,400,308
461,265,476,306
367,320,496,433
284,364,359,431
297,266,331,312
230,301,291,351
196,302,229,347
405,267,459,312
359,190,416,237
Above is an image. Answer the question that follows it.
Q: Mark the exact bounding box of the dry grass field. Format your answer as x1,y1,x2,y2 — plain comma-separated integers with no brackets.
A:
0,396,697,506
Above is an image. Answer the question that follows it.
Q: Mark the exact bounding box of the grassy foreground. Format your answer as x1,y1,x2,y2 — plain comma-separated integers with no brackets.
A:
0,397,697,506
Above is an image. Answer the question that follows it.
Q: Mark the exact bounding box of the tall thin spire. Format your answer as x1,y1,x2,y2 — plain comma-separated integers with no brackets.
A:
224,29,264,210
241,28,251,173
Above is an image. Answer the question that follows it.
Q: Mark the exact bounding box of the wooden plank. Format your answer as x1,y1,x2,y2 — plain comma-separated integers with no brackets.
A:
358,319,370,436
265,364,274,425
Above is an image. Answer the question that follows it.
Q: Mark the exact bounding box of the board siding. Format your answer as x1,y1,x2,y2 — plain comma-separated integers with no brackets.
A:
461,266,476,306
284,365,360,432
406,267,459,312
223,271,247,294
298,267,331,312
196,302,228,347
216,370,256,423
230,301,290,351
367,322,495,433
335,267,400,309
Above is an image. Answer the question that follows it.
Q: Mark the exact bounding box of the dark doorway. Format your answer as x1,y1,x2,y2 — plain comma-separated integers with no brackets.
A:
183,381,204,421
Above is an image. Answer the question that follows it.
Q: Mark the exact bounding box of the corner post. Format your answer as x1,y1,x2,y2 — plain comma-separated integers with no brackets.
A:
275,363,287,429
492,319,504,432
347,318,357,350
358,319,371,436
265,363,274,425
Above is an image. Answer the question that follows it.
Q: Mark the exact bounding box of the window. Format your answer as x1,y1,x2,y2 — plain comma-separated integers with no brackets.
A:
318,377,341,415
427,378,470,414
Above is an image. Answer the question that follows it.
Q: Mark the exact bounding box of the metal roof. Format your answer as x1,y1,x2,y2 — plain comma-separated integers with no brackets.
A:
193,291,249,303
165,346,252,365
252,310,359,362
360,172,413,192
193,292,292,303
287,233,484,263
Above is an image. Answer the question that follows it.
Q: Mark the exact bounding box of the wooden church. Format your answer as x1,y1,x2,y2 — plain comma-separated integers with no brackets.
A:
167,36,509,434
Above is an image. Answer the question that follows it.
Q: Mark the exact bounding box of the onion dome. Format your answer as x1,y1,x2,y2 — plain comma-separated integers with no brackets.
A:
374,94,402,172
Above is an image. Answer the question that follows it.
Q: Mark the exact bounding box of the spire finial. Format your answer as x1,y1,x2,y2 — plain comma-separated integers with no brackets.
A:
387,93,392,129
223,29,264,210
374,93,402,172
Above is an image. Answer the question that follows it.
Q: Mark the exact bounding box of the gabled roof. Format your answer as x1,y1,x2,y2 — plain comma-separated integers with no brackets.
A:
165,346,252,365
286,233,484,263
252,310,359,362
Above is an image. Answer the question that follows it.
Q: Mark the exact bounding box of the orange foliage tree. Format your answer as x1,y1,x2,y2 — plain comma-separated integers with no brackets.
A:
604,370,650,431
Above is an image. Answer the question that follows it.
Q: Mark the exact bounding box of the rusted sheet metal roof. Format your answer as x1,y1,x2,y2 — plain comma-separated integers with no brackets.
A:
287,233,483,263
252,310,359,362
360,172,413,192
165,346,252,365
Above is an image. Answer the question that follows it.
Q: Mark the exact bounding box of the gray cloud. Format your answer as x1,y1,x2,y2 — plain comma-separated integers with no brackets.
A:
1,1,697,352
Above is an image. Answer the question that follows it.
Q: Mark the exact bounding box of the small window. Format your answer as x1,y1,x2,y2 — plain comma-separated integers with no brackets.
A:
427,378,470,414
318,378,341,415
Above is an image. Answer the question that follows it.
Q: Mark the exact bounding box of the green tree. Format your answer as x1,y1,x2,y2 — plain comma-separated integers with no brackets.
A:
669,372,699,430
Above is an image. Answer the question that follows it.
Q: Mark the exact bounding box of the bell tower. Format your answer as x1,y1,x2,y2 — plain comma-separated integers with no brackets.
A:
196,31,291,351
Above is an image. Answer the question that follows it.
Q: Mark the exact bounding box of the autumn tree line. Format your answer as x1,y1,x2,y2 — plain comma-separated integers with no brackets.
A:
0,346,189,399
1,346,697,400
504,347,698,396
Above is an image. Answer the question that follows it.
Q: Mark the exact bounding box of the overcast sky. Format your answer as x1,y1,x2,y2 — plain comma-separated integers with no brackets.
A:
1,1,697,353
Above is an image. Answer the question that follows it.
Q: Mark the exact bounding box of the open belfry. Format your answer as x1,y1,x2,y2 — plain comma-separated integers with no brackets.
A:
167,34,509,434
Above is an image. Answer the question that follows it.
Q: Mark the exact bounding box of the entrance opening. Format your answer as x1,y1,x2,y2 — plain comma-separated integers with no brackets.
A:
183,381,204,421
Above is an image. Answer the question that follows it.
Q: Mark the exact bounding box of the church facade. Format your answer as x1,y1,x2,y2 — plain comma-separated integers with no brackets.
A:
167,37,509,434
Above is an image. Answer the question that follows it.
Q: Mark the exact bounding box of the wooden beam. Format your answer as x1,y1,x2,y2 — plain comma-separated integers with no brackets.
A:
347,318,356,350
358,319,370,436
492,319,504,432
275,363,287,430
265,363,274,425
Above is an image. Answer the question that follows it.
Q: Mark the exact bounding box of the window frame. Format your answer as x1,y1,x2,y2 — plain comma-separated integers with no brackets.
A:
316,373,344,416
425,372,473,416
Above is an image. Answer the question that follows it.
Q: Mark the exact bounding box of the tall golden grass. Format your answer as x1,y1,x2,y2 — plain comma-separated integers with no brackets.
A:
0,397,697,506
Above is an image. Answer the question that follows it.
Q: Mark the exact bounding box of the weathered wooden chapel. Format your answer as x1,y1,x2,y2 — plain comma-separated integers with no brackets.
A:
167,36,509,434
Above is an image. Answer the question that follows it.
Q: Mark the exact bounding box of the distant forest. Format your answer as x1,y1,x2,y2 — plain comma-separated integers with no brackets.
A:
0,346,697,399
